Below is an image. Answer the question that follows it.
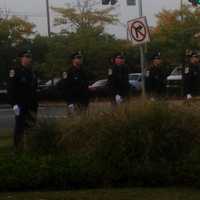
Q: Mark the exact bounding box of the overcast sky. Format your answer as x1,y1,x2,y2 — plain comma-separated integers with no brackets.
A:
0,0,189,38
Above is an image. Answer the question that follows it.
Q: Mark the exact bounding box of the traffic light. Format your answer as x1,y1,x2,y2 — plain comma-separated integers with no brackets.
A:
127,0,136,5
188,0,200,6
102,0,109,5
111,0,117,5
102,0,118,5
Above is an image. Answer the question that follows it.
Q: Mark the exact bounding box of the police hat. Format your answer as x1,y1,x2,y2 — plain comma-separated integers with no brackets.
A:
19,49,32,58
113,52,125,59
186,49,200,57
71,52,82,60
190,51,199,57
151,52,161,60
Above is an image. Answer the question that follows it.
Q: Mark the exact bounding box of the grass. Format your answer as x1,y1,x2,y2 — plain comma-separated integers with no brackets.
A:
1,188,200,200
0,129,13,156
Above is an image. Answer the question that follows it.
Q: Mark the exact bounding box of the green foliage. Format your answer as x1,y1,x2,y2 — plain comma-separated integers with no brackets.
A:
30,28,133,80
0,101,196,190
0,1,136,82
0,17,35,81
65,27,131,78
26,120,63,155
0,16,34,42
2,188,200,200
40,35,69,79
150,5,200,63
52,0,118,31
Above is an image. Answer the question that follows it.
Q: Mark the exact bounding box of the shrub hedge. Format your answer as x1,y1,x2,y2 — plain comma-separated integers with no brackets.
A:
1,101,200,191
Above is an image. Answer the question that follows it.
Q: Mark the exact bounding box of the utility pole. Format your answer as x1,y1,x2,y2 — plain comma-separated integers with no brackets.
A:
180,0,184,21
46,0,51,37
138,0,146,97
181,0,183,8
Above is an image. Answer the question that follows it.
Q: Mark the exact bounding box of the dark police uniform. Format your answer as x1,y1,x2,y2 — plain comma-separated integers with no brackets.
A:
183,52,200,96
108,53,130,102
145,54,166,96
62,53,89,110
7,51,38,150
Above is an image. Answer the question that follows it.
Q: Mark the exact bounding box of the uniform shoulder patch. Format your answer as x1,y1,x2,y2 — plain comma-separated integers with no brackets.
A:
9,69,15,78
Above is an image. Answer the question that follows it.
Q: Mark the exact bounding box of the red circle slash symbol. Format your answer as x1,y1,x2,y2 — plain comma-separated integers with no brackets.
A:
130,21,146,42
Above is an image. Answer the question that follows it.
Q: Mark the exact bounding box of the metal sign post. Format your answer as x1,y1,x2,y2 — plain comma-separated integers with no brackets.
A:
138,0,146,98
127,1,150,99
127,17,150,45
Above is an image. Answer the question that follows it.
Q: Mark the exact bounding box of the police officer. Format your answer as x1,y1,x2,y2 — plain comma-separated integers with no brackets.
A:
62,52,90,113
183,51,200,99
108,53,129,104
145,53,166,98
8,50,38,151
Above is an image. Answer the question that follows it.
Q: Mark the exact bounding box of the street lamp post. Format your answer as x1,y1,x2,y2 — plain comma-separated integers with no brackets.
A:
46,0,51,37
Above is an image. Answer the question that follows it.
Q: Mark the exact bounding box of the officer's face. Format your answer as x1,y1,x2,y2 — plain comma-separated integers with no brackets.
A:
21,55,32,67
115,57,125,65
190,56,199,64
72,57,82,67
153,58,161,66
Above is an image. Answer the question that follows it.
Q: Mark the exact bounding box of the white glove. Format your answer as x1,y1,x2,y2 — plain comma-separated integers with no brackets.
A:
13,105,20,116
186,94,192,100
68,104,75,113
146,70,150,77
150,97,155,101
115,94,123,104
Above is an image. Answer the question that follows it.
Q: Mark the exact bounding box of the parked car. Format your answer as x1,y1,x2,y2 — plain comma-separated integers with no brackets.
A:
89,73,142,98
37,78,63,100
128,73,142,93
166,66,183,96
89,79,109,98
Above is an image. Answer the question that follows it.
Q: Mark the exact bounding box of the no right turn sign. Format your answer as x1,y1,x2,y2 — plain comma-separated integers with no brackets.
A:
127,16,150,45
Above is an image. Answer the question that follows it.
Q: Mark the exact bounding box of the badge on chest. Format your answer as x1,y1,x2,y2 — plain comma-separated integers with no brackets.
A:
74,76,79,80
20,76,28,83
9,69,15,78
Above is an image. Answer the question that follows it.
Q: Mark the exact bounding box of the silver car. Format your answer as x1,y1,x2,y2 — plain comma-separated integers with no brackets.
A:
129,73,142,92
166,66,183,95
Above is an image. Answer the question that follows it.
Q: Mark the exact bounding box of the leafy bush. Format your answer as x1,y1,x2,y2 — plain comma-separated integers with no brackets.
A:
26,119,63,155
1,101,200,191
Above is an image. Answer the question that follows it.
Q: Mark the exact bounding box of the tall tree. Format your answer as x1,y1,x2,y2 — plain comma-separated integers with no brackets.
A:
0,16,35,81
52,0,118,33
0,16,34,45
150,5,200,63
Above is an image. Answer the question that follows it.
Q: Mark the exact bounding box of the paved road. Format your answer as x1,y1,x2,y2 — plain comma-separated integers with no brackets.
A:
0,101,111,130
0,104,69,130
0,108,14,129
